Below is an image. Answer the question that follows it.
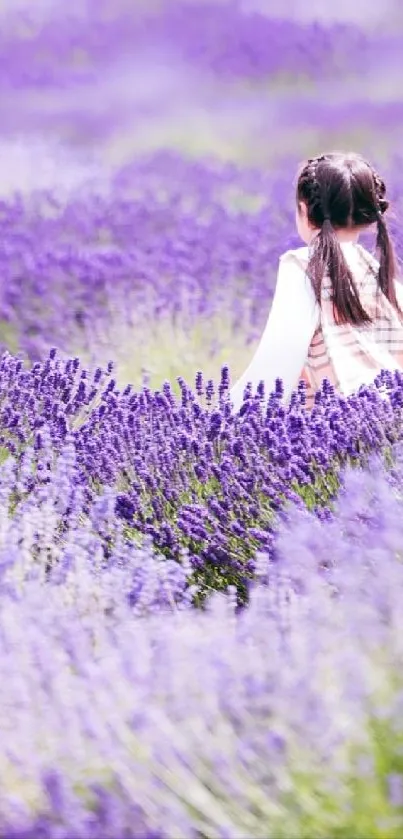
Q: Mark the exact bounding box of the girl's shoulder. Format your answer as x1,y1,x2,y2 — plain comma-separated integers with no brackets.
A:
281,243,379,272
278,248,316,299
279,246,310,268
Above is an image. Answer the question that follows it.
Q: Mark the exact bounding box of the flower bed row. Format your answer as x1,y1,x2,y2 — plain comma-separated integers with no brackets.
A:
0,1,393,90
0,348,402,602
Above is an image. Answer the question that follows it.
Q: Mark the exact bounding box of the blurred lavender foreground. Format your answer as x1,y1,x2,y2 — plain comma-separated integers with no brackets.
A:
1,0,403,836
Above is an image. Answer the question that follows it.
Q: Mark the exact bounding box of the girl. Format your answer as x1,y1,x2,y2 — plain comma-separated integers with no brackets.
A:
230,152,403,411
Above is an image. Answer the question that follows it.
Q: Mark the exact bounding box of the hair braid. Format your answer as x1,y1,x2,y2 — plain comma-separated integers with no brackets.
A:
372,169,389,215
301,154,333,226
368,165,399,307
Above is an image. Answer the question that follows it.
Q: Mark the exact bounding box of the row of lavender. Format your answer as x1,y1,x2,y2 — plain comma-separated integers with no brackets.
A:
0,154,284,363
1,1,396,91
0,347,402,602
1,348,403,833
1,0,402,171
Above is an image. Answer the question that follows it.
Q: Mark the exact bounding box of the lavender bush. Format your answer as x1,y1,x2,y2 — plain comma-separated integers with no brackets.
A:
0,347,402,602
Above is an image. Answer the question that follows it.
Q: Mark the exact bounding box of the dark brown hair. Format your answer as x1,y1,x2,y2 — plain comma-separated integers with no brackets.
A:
297,151,400,325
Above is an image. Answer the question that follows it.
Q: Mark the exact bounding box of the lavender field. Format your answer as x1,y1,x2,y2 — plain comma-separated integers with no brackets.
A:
1,1,403,836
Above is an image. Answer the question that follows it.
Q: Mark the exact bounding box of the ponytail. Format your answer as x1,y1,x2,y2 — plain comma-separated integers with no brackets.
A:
376,211,401,313
308,219,371,326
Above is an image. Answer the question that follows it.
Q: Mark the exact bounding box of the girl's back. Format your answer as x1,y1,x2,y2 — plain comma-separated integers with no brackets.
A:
288,241,403,407
230,152,403,412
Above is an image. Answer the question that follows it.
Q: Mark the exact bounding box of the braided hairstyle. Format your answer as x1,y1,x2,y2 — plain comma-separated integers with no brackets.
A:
296,151,400,325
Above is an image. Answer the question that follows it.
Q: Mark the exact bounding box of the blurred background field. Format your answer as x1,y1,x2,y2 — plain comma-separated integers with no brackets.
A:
0,0,402,169
0,0,403,391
